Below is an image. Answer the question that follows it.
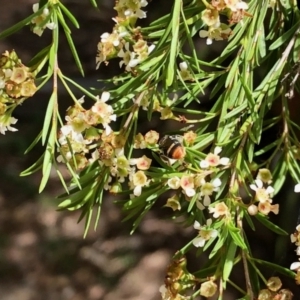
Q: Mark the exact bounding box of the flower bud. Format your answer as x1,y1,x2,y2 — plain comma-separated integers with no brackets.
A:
200,280,217,297
267,277,282,292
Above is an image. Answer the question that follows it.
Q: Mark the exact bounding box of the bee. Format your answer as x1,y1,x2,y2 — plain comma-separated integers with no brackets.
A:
158,135,186,161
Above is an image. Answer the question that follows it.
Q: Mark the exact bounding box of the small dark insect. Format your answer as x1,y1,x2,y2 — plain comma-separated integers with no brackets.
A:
158,135,186,160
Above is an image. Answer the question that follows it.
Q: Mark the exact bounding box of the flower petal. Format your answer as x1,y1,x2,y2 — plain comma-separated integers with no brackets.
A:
220,157,230,165
290,261,300,270
193,221,201,230
295,183,300,193
193,237,205,248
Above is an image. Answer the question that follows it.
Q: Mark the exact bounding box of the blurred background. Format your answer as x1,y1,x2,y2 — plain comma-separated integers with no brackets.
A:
1,1,300,299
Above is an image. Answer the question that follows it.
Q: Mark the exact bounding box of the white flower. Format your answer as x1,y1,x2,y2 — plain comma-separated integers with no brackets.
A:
200,146,230,169
250,179,274,203
0,116,18,134
118,43,140,71
199,24,232,45
209,202,229,218
167,177,181,189
180,175,196,197
193,219,218,248
129,170,149,196
200,178,222,206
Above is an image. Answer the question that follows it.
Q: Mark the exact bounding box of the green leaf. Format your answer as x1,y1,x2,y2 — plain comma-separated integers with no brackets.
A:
193,265,217,278
39,148,52,193
209,227,228,258
223,239,237,281
255,214,288,235
166,0,181,86
252,258,296,278
224,102,247,120
244,210,255,231
228,226,247,249
139,53,166,71
254,139,281,157
20,154,44,176
269,21,300,50
239,76,255,109
58,2,80,28
83,204,93,238
56,8,71,34
28,45,51,68
58,183,98,210
24,131,42,154
293,34,300,63
42,92,56,145
272,153,287,194
64,30,84,76
89,0,98,8
225,58,239,88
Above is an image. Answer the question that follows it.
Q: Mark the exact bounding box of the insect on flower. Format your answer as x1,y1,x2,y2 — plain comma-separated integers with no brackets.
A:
158,135,186,161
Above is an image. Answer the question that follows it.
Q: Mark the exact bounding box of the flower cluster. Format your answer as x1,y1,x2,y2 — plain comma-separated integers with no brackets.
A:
159,257,196,300
96,0,155,70
57,92,117,169
199,0,249,44
248,169,279,216
31,3,56,36
290,225,300,284
0,50,37,134
165,146,229,212
257,277,293,299
193,219,218,248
